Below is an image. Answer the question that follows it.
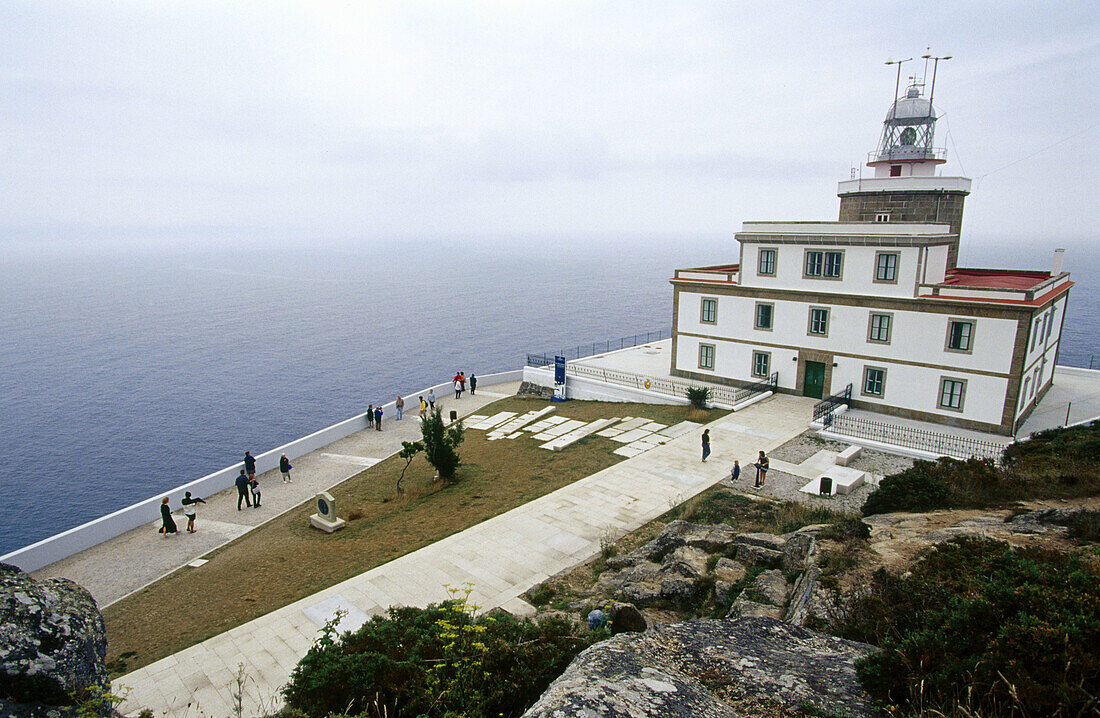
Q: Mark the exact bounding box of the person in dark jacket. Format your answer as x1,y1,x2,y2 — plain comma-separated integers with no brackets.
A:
701,429,711,462
469,374,477,395
244,451,257,480
279,454,292,483
367,404,374,428
159,497,177,536
374,405,383,430
236,469,252,510
181,491,206,533
249,477,261,508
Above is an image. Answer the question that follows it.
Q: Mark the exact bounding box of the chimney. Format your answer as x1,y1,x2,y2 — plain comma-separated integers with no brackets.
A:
1052,248,1066,276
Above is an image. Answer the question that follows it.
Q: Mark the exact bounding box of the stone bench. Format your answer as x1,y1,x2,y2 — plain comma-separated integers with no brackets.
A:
835,444,862,467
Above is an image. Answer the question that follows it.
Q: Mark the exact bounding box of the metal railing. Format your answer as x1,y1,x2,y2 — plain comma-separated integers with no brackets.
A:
826,412,1007,460
564,363,777,407
526,329,670,368
812,383,852,422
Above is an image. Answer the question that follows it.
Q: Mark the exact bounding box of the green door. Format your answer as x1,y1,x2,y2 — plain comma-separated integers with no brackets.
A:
803,361,826,399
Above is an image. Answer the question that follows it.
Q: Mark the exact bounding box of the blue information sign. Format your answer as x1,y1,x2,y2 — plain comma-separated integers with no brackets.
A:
554,355,566,384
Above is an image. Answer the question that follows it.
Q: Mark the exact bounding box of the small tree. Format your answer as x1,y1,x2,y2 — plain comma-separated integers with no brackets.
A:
396,440,424,494
686,386,710,409
420,408,465,482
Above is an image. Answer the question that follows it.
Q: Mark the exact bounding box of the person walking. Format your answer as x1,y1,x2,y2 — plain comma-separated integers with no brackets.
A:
367,404,374,429
730,460,740,483
754,451,769,488
374,405,383,430
181,491,206,533
469,374,477,395
159,497,178,536
419,395,427,418
454,375,461,400
236,469,252,510
395,395,404,420
249,477,262,507
701,429,711,462
244,451,257,481
428,389,436,409
279,454,292,483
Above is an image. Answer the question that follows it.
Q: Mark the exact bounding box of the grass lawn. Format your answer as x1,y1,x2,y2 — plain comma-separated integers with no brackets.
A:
103,396,722,677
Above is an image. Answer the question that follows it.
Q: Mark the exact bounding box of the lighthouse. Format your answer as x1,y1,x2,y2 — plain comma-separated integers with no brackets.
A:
837,58,972,268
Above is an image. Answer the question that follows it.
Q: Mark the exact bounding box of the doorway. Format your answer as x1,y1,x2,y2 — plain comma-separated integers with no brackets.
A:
803,361,826,399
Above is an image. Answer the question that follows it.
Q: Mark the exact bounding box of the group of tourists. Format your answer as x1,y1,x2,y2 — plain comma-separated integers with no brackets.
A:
159,450,293,536
702,429,771,488
452,371,477,399
366,404,384,430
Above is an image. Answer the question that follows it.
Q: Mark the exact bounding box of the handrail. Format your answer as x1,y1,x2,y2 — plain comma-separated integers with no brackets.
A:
526,329,669,368
826,412,1007,460
813,383,852,422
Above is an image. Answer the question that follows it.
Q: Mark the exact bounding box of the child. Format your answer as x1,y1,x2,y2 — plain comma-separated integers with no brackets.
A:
730,460,740,483
249,477,262,508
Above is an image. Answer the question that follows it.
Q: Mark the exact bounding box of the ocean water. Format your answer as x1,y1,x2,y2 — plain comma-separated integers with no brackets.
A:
0,238,1095,556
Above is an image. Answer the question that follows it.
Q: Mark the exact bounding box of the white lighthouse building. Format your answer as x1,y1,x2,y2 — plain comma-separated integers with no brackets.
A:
669,69,1073,436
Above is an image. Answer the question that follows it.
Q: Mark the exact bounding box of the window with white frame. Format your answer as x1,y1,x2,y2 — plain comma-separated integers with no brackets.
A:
698,343,715,370
1045,308,1055,340
752,351,770,378
700,297,717,324
757,248,777,276
863,367,886,396
939,378,966,411
946,319,974,352
868,313,892,343
875,252,899,282
875,213,890,222
1032,317,1041,350
754,302,774,330
805,250,843,278
808,307,829,336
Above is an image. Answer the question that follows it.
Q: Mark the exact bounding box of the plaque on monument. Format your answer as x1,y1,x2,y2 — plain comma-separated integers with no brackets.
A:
310,491,347,533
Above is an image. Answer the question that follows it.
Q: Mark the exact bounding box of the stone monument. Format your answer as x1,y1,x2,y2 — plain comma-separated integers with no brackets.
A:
309,491,346,533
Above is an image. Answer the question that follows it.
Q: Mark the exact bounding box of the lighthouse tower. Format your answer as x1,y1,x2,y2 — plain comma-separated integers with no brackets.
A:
838,60,972,268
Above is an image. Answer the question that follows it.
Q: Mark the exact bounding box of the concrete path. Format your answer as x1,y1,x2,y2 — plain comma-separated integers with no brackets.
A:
34,385,521,607
114,393,815,718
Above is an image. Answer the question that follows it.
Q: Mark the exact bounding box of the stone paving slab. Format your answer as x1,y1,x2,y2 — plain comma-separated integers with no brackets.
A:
610,427,653,444
468,411,517,430
656,420,701,438
539,418,618,451
115,393,816,718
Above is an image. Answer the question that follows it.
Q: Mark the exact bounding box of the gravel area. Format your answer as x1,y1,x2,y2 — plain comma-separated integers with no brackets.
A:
719,430,915,513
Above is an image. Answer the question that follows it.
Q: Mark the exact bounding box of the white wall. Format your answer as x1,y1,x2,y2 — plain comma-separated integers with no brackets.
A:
1,370,523,573
522,366,685,405
740,243,923,298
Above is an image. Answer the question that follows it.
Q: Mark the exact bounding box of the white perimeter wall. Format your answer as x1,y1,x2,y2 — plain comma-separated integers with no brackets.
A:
522,366,685,405
2,370,523,573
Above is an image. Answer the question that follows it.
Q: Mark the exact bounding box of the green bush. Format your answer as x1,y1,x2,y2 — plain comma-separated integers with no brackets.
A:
420,408,465,482
861,458,962,516
1068,510,1100,543
832,537,1100,716
283,591,593,718
686,386,710,409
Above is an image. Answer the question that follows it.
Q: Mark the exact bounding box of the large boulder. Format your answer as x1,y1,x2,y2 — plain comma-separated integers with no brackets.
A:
749,569,791,607
522,617,879,718
782,532,817,572
0,564,109,717
616,521,739,566
661,546,709,580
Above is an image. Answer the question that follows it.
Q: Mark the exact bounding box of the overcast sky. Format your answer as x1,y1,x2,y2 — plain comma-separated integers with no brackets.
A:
2,1,1097,251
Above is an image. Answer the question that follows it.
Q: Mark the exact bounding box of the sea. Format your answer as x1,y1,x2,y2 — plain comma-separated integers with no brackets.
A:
0,237,1096,556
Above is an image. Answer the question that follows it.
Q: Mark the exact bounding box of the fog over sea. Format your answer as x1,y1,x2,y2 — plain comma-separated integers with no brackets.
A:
1,237,1096,556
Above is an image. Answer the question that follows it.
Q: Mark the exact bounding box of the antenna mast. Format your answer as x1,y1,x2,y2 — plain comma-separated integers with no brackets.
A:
922,52,952,111
885,56,913,110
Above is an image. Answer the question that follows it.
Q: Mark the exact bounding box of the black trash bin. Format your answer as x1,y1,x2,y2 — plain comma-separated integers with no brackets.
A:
450,410,458,423
819,476,833,496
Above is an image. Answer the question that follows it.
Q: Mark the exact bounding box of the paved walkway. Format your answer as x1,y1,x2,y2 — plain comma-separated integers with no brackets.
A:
34,385,522,607
114,393,816,718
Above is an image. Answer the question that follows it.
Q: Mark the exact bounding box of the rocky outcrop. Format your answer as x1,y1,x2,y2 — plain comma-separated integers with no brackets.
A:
521,617,879,718
517,381,556,399
0,564,109,718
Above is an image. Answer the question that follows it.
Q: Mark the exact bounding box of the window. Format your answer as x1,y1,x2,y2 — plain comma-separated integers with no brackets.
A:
754,302,774,330
752,351,770,378
1032,317,1041,350
1045,309,1055,340
698,343,715,370
946,319,974,352
890,164,902,177
700,297,717,324
808,307,829,336
939,378,966,411
757,248,777,276
805,250,842,278
868,313,892,343
875,213,890,223
863,367,886,397
875,252,899,282
1021,378,1031,408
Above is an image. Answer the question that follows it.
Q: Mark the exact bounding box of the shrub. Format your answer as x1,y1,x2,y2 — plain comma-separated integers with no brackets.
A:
1068,510,1100,543
861,458,955,515
831,537,1100,716
283,589,594,718
686,386,710,409
420,408,465,482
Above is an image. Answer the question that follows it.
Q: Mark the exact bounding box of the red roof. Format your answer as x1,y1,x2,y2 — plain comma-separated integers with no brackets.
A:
943,268,1051,290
